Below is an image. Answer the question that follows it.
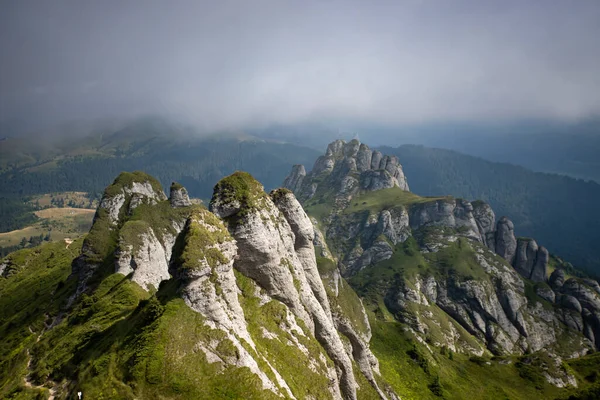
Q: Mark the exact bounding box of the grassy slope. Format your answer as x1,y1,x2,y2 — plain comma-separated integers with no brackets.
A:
343,187,448,215
0,240,83,399
306,186,595,400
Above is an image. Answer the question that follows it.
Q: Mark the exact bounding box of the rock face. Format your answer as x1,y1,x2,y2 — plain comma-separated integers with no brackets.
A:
170,182,192,207
556,278,600,348
282,164,306,193
67,171,392,399
170,210,291,396
284,140,600,361
209,172,389,399
472,201,496,249
495,217,517,264
70,171,173,298
283,139,409,205
115,227,175,290
409,198,481,241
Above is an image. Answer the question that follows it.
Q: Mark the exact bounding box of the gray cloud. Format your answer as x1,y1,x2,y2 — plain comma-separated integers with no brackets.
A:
1,0,600,132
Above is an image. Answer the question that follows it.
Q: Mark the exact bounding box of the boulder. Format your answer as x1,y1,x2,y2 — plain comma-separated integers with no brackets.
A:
530,246,549,282
169,182,192,207
495,217,517,264
549,269,566,289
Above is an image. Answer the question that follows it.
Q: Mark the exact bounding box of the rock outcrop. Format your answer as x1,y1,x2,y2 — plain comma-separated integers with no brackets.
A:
472,200,496,250
209,172,389,399
284,140,600,360
283,139,409,206
556,278,600,348
66,170,392,399
495,217,517,264
170,181,192,207
409,198,481,241
282,164,306,193
70,171,174,298
170,209,292,396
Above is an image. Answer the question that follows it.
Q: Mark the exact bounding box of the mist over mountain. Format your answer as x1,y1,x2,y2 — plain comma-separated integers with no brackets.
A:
251,118,600,183
2,1,600,132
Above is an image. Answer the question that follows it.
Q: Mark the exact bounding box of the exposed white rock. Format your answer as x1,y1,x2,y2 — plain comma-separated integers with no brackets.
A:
170,183,192,207
115,228,171,290
409,198,481,241
210,177,370,399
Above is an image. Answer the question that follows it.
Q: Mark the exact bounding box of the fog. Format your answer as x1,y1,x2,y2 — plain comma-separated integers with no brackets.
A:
2,0,600,133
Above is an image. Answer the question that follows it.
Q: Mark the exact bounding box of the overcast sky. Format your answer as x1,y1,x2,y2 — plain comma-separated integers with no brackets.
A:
1,0,600,132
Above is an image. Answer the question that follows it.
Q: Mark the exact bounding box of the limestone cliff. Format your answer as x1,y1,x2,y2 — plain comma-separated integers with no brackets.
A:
63,171,394,399
285,140,600,365
71,171,179,297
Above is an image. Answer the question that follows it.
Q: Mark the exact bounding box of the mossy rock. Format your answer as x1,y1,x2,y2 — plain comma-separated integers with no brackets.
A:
176,209,232,272
104,171,164,198
210,171,269,218
170,181,185,191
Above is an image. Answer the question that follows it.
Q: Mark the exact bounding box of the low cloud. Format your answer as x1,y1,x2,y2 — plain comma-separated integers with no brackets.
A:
2,0,600,133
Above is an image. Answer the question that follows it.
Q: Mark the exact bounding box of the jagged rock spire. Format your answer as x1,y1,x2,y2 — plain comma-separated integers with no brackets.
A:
283,139,409,203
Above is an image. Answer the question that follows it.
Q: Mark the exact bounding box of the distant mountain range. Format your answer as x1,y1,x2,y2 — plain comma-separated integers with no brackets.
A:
1,117,598,276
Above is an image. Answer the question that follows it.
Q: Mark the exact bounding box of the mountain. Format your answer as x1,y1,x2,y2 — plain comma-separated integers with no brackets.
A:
0,117,321,234
284,139,600,398
253,119,600,183
380,145,600,276
0,170,393,399
1,140,599,399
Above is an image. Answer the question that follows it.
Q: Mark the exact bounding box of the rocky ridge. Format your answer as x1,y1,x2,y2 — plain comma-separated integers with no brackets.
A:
66,171,393,399
284,140,600,360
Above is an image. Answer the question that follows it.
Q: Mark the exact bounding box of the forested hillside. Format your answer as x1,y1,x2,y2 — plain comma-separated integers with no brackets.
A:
383,145,600,275
0,118,320,234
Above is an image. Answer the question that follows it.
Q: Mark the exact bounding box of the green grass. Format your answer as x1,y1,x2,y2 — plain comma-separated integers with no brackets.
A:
344,187,449,215
127,200,200,244
3,258,282,399
104,171,164,198
210,171,268,217
176,209,231,271
425,237,491,282
0,240,83,398
369,313,573,400
349,237,427,303
0,208,94,251
235,271,335,399
317,257,371,337
169,181,184,191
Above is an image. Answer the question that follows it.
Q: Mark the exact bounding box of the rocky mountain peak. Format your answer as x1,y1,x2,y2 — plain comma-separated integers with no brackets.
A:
99,171,167,224
72,175,190,295
209,171,269,219
208,174,393,399
283,139,409,203
69,170,393,399
284,141,600,356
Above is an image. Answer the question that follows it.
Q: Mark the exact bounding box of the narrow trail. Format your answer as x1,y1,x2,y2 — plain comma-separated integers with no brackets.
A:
23,315,61,398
